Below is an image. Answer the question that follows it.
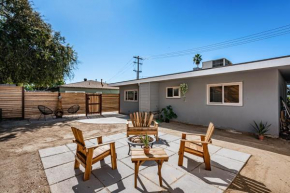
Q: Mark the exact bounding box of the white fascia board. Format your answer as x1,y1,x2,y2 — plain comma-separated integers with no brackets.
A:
109,57,290,87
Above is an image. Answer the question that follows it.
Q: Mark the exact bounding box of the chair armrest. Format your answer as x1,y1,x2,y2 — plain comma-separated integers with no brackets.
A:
153,120,158,128
182,132,205,137
84,135,102,141
86,141,115,150
181,139,209,144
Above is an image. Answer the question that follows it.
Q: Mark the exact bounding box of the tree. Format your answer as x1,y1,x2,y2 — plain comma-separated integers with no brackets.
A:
193,54,202,68
0,0,78,87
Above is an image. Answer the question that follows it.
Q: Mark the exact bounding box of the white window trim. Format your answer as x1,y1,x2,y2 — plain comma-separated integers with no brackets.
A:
166,86,181,98
124,89,138,102
207,82,243,106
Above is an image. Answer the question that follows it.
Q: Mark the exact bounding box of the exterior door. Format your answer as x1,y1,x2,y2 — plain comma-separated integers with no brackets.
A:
86,94,102,116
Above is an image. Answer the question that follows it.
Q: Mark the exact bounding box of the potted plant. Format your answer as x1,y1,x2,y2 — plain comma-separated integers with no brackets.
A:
140,134,151,154
193,54,202,68
160,105,177,123
251,121,271,140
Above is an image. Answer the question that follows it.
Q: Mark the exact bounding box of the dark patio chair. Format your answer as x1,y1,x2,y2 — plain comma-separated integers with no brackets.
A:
68,105,80,118
38,105,54,121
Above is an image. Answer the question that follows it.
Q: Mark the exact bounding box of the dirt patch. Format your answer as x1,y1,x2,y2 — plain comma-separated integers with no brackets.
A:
1,119,290,192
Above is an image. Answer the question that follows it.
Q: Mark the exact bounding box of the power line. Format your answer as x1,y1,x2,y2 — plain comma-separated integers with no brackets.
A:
144,24,290,60
107,58,133,82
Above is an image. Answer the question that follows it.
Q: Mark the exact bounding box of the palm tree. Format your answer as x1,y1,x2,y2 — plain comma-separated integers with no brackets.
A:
193,54,202,68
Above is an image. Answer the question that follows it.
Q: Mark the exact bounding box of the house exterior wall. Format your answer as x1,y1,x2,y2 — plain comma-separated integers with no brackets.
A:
119,84,139,114
139,83,150,112
150,83,159,112
139,82,160,112
59,87,119,94
158,68,280,137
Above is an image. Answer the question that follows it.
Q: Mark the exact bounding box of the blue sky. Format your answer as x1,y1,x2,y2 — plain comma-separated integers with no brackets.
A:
33,0,290,83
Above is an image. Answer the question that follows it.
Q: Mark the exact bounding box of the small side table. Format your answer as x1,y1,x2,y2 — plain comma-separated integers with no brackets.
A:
131,148,169,188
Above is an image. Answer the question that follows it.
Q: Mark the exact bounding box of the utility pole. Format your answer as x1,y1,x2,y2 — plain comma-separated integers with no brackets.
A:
133,56,143,80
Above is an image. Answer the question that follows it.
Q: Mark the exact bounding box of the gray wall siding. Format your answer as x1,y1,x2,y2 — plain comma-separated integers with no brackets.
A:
150,83,159,111
158,69,280,136
119,85,139,114
139,83,150,112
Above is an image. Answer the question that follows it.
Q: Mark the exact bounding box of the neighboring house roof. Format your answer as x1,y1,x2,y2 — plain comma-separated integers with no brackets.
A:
60,80,119,90
109,55,290,87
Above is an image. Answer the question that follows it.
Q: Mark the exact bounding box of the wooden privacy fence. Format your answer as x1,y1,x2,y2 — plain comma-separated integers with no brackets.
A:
0,86,120,119
0,86,24,119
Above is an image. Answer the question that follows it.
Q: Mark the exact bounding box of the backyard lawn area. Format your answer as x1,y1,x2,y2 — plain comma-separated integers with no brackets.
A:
0,116,289,192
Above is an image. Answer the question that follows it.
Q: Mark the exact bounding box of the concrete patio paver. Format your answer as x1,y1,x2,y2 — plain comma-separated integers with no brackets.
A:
92,161,134,187
190,164,236,191
39,132,251,193
169,173,223,193
45,162,84,185
50,174,104,193
167,153,202,172
120,156,157,170
215,148,251,163
106,174,165,193
41,151,75,169
140,163,185,189
211,154,245,174
39,145,71,158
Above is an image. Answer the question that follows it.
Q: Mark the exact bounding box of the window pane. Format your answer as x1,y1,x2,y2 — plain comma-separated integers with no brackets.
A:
210,86,222,103
127,91,134,100
224,85,239,103
134,91,138,101
174,88,179,97
167,88,173,97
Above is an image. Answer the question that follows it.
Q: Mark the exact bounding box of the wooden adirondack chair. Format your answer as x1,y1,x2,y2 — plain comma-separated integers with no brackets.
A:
127,112,159,140
178,122,215,170
71,127,117,181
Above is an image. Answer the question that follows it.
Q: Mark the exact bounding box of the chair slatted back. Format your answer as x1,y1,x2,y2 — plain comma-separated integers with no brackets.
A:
205,122,215,142
130,112,154,127
71,127,87,155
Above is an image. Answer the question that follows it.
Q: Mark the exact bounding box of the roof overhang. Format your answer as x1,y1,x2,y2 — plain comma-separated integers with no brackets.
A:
109,55,290,87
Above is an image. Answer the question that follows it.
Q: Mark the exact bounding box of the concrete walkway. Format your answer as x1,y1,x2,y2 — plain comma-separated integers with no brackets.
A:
39,132,250,193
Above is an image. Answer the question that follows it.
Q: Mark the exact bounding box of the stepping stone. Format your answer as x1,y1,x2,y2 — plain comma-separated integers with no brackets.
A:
190,164,236,191
50,174,104,193
41,152,75,169
140,163,185,188
92,161,134,186
45,162,83,185
39,145,70,158
215,148,251,163
106,174,165,193
170,173,223,193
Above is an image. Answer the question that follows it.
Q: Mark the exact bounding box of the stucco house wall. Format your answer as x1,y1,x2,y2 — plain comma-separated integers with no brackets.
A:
157,68,281,136
118,68,286,137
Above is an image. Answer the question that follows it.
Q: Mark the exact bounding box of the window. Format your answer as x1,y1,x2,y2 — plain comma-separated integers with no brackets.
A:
166,87,180,98
124,90,138,102
207,82,243,106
